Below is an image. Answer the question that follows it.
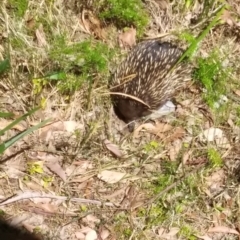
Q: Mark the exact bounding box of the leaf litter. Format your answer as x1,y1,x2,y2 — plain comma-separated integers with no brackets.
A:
1,0,240,239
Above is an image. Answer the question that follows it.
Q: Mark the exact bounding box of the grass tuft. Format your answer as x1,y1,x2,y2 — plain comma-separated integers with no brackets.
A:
97,0,149,36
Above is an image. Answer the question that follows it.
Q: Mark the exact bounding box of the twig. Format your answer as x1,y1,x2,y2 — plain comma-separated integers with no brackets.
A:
0,191,117,207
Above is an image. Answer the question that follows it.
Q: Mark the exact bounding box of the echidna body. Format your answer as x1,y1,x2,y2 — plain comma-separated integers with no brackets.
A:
109,40,191,128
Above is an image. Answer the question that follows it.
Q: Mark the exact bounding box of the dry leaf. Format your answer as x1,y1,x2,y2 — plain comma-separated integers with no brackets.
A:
63,121,84,132
83,215,100,225
221,10,235,26
98,170,127,184
133,122,172,138
199,127,230,148
133,123,155,138
81,10,106,39
75,231,85,239
35,24,48,47
205,169,225,187
149,122,172,134
168,140,182,161
165,127,185,143
100,229,110,240
234,89,240,96
156,0,169,9
197,235,212,240
157,227,180,239
208,226,239,235
24,202,58,215
118,27,136,48
47,161,66,182
85,229,98,240
25,16,35,29
22,223,37,233
199,128,223,142
104,139,123,158
182,150,193,164
79,227,93,234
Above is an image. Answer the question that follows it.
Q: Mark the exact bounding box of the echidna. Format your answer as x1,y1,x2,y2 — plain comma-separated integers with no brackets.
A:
109,40,191,131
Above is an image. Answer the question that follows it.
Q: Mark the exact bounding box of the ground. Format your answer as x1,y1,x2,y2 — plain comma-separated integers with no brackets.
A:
0,0,240,239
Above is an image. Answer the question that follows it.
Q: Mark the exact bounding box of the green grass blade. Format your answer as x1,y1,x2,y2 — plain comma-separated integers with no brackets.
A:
0,58,10,75
0,118,51,154
177,4,225,64
0,112,15,118
0,107,40,136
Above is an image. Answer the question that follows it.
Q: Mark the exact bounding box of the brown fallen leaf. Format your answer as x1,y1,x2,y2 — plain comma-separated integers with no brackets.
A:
221,9,235,26
234,89,240,97
182,150,193,164
157,227,180,238
118,27,136,48
35,24,48,47
83,214,100,228
97,170,128,184
149,122,173,134
79,227,98,240
208,226,239,235
75,231,85,239
81,10,106,39
25,16,35,29
205,169,225,189
100,229,110,240
21,202,59,216
22,222,38,234
47,161,66,182
165,127,185,143
103,139,124,158
168,140,182,161
133,122,172,138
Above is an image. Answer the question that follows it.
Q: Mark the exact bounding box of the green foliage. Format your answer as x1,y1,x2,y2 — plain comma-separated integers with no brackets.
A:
27,162,44,175
176,5,225,65
207,147,223,167
0,59,10,75
0,107,50,154
193,50,229,108
179,225,197,240
98,0,149,36
0,112,14,118
32,72,66,95
152,174,174,194
49,37,113,93
50,37,110,73
8,0,28,17
146,204,168,225
235,106,240,126
143,140,160,153
42,176,54,188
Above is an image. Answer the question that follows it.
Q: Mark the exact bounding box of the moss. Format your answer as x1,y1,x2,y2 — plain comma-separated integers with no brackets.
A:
97,0,149,36
8,0,28,17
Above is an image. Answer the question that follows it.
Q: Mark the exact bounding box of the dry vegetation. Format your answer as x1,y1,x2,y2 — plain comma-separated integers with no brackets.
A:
0,0,240,239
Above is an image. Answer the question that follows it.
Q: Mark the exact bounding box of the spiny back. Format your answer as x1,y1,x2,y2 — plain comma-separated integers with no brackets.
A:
110,40,191,125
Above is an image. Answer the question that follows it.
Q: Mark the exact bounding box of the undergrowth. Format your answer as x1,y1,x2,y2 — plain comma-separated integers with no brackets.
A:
48,38,114,93
193,49,230,109
97,0,149,36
